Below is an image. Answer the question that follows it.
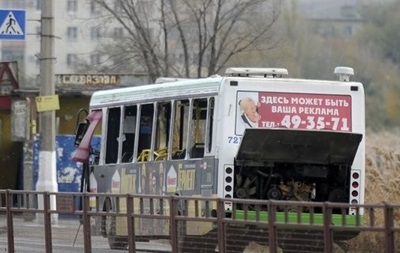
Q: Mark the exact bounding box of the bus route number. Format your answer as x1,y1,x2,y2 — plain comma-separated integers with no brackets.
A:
228,136,242,144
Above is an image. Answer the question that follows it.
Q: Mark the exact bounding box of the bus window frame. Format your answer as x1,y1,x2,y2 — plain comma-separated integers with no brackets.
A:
149,101,158,162
132,104,141,163
99,107,107,165
167,100,176,160
205,97,214,154
117,105,124,164
185,98,194,159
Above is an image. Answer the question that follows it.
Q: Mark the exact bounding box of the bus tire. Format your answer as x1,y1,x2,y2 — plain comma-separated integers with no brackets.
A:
103,199,128,250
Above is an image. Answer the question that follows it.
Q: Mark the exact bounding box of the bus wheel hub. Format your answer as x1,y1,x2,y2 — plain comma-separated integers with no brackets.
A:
236,188,248,198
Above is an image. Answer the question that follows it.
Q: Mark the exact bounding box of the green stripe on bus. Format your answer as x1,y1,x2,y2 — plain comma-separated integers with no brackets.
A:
231,211,363,225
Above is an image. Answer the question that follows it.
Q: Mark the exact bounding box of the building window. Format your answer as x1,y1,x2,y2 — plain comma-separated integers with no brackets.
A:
1,50,23,62
114,1,123,12
67,27,78,40
137,1,153,13
36,0,41,11
113,27,124,38
67,0,78,13
90,0,101,15
343,25,353,37
67,54,77,66
1,0,25,8
91,27,101,40
91,54,101,65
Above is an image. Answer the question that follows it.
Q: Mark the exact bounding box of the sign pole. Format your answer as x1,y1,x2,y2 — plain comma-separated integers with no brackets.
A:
36,0,58,223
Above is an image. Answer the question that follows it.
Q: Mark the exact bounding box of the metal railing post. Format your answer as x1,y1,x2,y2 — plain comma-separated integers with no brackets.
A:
127,194,136,253
82,193,92,253
169,196,179,253
323,202,333,253
6,190,14,253
268,200,277,253
43,192,53,253
384,203,394,252
217,199,226,253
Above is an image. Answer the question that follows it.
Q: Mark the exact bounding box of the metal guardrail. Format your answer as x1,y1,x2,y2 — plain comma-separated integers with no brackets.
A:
0,190,399,253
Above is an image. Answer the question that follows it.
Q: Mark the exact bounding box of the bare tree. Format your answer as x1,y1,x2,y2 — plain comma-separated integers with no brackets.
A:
84,0,281,81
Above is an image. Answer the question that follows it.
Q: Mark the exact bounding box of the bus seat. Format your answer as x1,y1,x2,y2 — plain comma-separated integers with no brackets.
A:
155,148,168,161
172,149,186,160
191,143,205,158
138,149,151,162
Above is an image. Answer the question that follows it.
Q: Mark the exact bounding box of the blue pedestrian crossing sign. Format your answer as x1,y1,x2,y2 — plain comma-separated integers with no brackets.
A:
0,10,26,41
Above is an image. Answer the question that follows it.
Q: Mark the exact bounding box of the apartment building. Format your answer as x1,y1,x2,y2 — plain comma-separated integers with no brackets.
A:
297,0,363,38
1,0,368,89
0,0,131,88
0,0,138,191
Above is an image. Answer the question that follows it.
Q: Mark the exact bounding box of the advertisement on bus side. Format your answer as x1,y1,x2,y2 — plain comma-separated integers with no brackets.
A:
236,91,352,135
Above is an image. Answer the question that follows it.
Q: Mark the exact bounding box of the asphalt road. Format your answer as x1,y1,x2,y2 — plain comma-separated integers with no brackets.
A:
0,216,171,253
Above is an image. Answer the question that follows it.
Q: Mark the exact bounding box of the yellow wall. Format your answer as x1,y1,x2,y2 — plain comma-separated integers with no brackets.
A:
56,96,91,134
0,110,22,189
0,95,91,190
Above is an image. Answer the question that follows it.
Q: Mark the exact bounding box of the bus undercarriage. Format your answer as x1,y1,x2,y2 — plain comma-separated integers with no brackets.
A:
234,162,349,207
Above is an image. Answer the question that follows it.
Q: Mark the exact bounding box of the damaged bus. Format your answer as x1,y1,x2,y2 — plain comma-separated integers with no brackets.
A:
72,67,365,250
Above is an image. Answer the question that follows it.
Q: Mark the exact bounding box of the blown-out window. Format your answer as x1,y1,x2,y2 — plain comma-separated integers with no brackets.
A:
188,98,208,158
105,107,121,164
154,102,171,161
137,104,154,160
169,97,214,159
171,99,189,160
101,96,215,164
121,105,137,163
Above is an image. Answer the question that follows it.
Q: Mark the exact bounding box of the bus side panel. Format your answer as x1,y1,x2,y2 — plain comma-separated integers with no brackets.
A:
93,157,218,236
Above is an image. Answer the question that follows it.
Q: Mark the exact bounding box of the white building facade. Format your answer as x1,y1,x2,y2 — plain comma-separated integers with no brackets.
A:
0,0,126,88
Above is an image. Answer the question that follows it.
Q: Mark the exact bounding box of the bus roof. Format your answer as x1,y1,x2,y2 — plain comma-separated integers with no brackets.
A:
89,76,224,108
89,72,363,109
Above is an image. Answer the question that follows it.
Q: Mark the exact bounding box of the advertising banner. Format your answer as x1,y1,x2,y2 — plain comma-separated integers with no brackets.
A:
236,91,352,135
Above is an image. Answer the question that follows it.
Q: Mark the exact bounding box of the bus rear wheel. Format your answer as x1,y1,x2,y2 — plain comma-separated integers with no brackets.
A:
103,200,128,250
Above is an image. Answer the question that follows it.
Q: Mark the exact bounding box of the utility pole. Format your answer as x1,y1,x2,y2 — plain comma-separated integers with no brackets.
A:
36,0,58,222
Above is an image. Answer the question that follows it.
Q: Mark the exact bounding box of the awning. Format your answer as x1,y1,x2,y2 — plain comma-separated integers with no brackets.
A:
236,128,362,166
72,110,102,163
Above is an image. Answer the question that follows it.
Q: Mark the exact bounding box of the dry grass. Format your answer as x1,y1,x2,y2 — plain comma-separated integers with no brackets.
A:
347,128,400,252
365,128,400,204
